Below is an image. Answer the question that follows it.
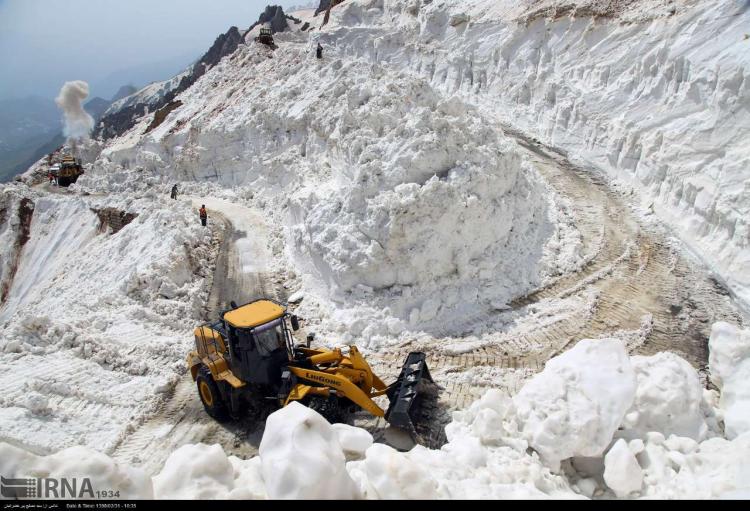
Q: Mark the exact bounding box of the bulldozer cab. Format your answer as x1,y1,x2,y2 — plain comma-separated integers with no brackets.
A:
52,155,84,186
227,318,289,387
194,299,298,389
255,27,275,47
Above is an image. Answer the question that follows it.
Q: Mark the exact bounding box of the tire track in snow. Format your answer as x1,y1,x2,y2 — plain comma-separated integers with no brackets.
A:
353,123,746,446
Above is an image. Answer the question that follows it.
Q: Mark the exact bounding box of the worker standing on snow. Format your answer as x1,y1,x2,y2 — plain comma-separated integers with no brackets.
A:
199,205,208,227
316,42,323,59
171,184,178,199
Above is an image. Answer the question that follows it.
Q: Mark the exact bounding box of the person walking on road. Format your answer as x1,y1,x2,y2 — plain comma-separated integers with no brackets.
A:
171,184,178,199
199,205,208,227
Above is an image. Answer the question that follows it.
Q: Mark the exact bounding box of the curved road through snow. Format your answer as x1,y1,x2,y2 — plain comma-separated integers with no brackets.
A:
370,126,745,445
111,132,745,469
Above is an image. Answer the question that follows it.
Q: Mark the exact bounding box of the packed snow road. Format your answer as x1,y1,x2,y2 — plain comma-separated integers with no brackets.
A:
190,197,281,315
110,198,287,473
501,125,744,368
356,124,746,446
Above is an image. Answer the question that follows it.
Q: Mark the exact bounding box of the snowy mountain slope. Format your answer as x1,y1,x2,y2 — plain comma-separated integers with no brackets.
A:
82,39,583,340
65,0,747,354
0,198,101,324
95,25,244,140
314,0,750,308
96,4,306,144
102,71,189,121
0,185,216,453
80,0,750,340
0,0,748,500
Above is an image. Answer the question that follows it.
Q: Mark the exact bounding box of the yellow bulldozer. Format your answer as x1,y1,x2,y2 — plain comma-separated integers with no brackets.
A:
187,299,434,437
51,155,84,187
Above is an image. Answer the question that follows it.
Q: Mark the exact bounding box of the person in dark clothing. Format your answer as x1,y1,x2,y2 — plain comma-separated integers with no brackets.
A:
171,184,178,199
316,42,323,59
199,205,207,227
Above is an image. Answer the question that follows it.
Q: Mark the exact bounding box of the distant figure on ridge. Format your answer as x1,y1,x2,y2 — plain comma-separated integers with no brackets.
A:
316,42,323,59
199,205,208,227
171,184,178,199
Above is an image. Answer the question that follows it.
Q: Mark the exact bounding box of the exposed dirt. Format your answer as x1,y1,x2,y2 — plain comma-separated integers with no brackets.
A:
91,207,138,234
1,198,35,304
144,101,183,135
521,0,680,23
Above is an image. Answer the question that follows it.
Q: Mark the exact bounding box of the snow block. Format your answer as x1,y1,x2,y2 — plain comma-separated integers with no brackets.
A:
622,352,707,440
514,339,637,470
152,443,236,499
709,322,750,390
358,443,440,499
709,322,750,438
332,423,373,460
259,402,359,499
0,442,153,499
604,439,643,497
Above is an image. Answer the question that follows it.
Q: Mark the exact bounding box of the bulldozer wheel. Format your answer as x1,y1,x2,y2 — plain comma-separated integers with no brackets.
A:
306,396,345,424
196,366,229,421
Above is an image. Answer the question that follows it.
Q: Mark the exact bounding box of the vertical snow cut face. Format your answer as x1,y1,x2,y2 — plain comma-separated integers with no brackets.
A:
0,191,35,305
322,0,750,309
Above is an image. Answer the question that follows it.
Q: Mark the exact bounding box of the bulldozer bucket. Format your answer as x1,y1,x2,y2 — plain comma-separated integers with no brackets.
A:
384,352,435,438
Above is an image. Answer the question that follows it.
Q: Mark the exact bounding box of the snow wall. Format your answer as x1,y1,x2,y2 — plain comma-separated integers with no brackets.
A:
320,0,750,309
89,44,562,334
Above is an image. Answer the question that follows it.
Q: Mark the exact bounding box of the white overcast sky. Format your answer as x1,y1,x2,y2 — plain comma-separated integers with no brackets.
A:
0,0,305,100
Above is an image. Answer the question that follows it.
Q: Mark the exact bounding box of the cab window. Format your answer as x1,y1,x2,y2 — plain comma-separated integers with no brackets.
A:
253,319,284,356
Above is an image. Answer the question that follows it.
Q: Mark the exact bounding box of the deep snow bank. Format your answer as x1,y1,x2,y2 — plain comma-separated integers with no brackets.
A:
709,322,750,439
0,189,34,303
0,442,153,499
3,333,749,499
0,185,215,453
514,339,637,470
320,0,750,308
85,39,579,340
259,402,360,499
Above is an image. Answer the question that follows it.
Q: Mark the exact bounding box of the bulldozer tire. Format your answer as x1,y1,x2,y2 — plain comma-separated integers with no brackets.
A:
306,396,345,424
196,366,229,421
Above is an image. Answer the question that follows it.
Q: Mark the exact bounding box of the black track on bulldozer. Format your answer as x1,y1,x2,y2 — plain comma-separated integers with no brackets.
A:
384,351,434,437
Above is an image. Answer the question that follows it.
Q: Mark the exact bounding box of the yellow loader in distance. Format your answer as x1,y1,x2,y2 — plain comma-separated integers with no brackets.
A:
187,299,434,437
